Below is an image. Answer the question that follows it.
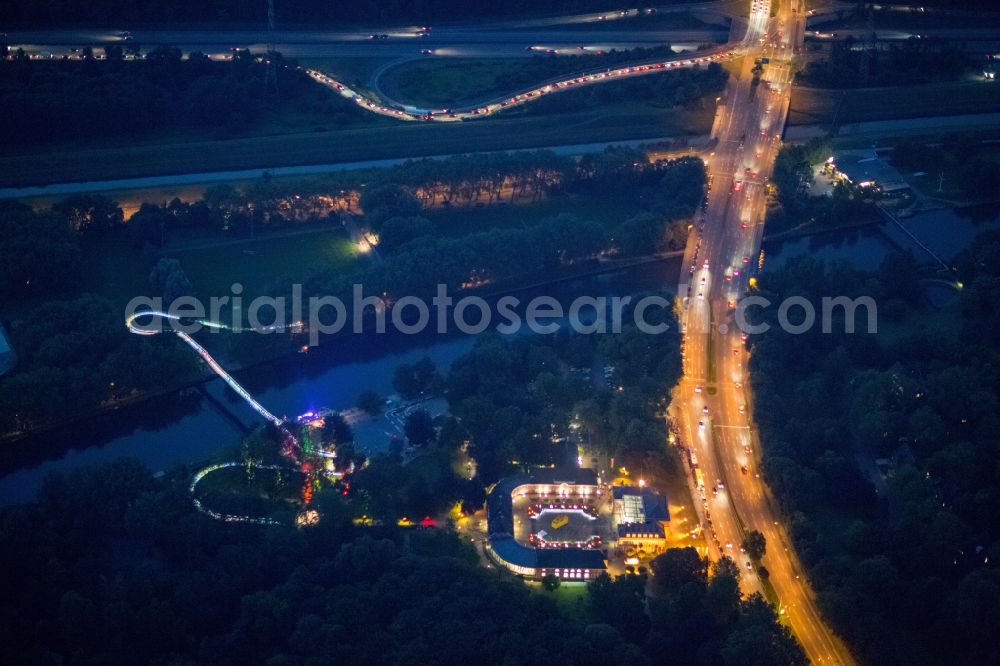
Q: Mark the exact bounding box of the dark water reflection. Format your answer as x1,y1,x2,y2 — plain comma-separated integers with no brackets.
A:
8,210,989,505
0,258,680,504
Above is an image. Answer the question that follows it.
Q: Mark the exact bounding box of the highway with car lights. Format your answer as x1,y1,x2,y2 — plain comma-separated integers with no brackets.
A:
306,46,738,121
674,1,854,663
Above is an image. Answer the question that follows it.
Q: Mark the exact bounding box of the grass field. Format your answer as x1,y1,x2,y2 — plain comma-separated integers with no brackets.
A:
541,582,590,620
78,237,154,312
384,59,550,108
165,230,362,301
0,104,711,188
383,56,640,108
789,80,1000,127
811,7,1000,30
876,297,961,349
302,57,396,92
1,230,363,322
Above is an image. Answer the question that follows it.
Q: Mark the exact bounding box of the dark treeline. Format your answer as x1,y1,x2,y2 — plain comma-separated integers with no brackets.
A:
303,151,704,300
0,294,197,436
798,38,969,89
0,148,704,438
104,149,704,250
746,246,1000,664
889,135,993,201
444,297,681,484
0,201,198,436
0,47,370,146
366,148,706,213
7,0,679,27
0,201,82,303
0,455,802,664
0,303,798,664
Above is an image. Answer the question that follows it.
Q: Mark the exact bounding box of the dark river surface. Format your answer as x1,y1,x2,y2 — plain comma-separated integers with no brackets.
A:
0,222,917,504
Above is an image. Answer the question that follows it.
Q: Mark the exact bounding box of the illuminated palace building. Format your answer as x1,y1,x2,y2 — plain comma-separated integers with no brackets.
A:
485,469,674,579
485,469,607,580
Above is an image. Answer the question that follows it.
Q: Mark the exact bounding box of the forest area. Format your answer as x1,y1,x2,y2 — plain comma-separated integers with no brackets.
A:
0,297,806,664
0,454,803,665
0,148,704,438
746,241,1000,665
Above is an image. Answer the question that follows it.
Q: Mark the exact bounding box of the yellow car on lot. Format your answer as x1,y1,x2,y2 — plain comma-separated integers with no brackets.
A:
551,515,569,530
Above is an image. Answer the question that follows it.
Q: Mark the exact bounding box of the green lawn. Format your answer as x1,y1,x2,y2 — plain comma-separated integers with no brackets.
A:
78,236,155,312
386,59,538,108
875,297,961,349
1,104,710,187
789,80,1000,127
382,57,647,109
165,230,362,301
2,229,361,324
195,464,304,500
812,7,1000,30
538,581,591,621
302,57,397,93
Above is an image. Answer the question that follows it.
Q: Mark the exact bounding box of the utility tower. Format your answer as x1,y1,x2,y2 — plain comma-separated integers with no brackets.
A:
264,0,279,102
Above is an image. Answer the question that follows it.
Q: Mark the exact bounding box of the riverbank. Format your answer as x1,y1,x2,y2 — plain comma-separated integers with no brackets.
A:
4,208,967,505
0,251,683,448
0,211,895,449
0,258,687,504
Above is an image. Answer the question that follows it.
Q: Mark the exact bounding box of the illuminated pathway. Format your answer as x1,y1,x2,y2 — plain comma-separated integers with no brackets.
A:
189,463,284,525
126,311,344,523
126,311,284,427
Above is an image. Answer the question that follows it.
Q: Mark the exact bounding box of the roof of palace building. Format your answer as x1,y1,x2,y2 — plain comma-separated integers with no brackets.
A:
613,485,670,524
486,468,606,573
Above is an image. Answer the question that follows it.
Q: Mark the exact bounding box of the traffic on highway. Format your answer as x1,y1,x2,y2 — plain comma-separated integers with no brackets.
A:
674,0,855,664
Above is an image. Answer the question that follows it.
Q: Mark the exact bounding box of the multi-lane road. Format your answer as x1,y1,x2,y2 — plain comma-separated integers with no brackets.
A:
4,5,738,61
674,0,855,664
307,47,737,121
11,1,980,64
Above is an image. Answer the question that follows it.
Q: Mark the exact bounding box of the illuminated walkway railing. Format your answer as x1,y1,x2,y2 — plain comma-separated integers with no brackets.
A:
125,311,283,427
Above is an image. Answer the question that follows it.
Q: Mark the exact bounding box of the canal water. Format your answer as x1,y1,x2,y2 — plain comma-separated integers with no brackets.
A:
763,224,895,272
2,214,976,505
0,259,681,504
762,204,1000,273
892,203,1000,262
